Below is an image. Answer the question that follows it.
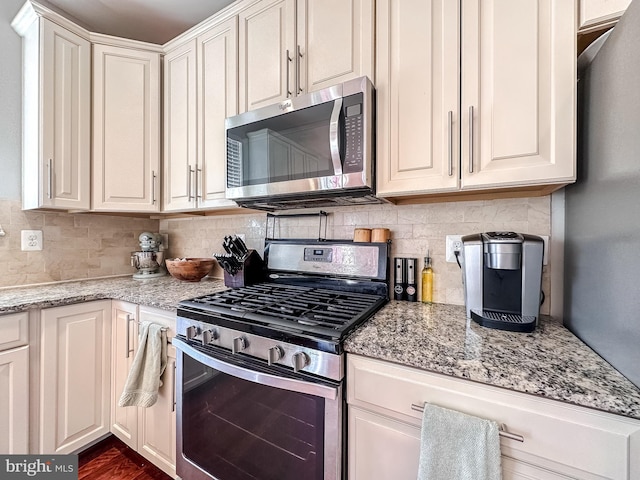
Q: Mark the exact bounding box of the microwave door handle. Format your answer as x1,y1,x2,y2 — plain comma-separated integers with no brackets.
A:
329,98,343,176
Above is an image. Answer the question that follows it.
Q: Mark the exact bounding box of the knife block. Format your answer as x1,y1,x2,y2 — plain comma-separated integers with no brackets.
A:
223,250,266,288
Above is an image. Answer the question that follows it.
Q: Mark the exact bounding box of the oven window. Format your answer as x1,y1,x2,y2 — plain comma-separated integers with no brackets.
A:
182,353,325,480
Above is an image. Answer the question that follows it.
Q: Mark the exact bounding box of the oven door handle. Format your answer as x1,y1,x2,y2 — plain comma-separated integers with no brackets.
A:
173,337,338,400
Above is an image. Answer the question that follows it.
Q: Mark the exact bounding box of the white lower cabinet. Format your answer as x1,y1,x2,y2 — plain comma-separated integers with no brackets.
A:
0,312,30,454
39,301,112,454
347,354,640,480
111,302,176,478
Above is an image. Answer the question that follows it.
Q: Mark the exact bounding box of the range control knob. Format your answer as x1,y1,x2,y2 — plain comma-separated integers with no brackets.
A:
291,352,310,373
232,336,247,354
185,325,200,340
267,346,284,366
201,329,218,346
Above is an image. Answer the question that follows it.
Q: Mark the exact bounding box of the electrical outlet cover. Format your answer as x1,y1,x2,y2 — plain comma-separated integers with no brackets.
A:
445,235,463,263
21,230,43,251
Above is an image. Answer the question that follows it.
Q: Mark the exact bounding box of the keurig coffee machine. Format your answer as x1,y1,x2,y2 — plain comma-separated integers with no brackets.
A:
461,232,543,332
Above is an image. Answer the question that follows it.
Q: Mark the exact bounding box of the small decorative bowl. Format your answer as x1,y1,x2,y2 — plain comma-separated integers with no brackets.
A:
165,258,216,282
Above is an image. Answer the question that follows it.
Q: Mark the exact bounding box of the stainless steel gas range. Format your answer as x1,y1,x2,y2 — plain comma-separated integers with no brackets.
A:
173,239,390,480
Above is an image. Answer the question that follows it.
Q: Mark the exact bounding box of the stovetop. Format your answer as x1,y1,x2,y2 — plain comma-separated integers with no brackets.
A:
178,282,387,349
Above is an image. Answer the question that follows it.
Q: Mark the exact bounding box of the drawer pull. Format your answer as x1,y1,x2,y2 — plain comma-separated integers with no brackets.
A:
410,402,524,443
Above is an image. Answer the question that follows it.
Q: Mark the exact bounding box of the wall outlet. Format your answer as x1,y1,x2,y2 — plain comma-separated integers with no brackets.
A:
21,230,43,251
445,235,463,263
540,235,549,266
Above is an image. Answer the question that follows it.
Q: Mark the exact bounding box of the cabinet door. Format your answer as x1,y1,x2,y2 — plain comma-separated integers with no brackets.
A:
40,300,111,454
460,0,576,190
0,346,29,454
239,0,296,112
31,19,91,210
375,0,460,197
579,0,631,31
349,406,421,480
93,44,161,212
198,18,240,209
163,40,198,212
110,301,138,450
297,0,374,94
136,307,176,478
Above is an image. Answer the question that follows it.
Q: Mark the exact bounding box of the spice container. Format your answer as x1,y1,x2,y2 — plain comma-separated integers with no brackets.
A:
353,228,372,242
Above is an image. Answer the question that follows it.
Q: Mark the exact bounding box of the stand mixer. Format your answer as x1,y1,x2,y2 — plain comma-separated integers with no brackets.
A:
131,232,166,279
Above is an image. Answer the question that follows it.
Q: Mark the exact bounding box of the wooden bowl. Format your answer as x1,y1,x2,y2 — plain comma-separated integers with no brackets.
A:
165,258,216,282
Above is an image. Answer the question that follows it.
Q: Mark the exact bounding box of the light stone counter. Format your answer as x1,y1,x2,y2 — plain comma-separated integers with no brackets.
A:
0,275,227,313
3,278,639,420
344,301,640,420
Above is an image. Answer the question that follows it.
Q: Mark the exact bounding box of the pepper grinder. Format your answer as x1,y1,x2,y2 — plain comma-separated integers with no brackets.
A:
406,258,417,302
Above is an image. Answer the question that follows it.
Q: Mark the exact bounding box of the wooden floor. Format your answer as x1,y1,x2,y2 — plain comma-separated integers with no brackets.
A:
78,435,173,480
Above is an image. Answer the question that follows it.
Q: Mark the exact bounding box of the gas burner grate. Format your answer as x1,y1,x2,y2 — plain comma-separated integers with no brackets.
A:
180,282,386,339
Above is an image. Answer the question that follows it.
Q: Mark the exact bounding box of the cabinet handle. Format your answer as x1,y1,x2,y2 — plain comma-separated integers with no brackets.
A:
47,159,53,199
285,49,292,98
125,314,135,359
187,167,195,201
171,361,177,413
152,171,157,204
410,402,524,442
468,106,475,174
196,167,202,200
296,45,303,94
447,111,453,177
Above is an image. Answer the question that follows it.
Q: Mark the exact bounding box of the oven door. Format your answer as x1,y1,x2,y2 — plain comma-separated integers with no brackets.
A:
173,337,343,480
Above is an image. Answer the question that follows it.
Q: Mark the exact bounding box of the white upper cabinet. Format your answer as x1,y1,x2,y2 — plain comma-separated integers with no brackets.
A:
376,0,576,199
163,17,239,212
238,0,374,113
238,0,295,112
375,0,460,196
13,6,91,211
92,43,161,212
579,0,631,32
163,40,198,212
460,0,576,191
296,0,374,94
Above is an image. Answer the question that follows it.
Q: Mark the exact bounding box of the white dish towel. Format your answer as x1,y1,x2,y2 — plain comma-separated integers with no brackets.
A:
417,403,502,480
118,321,168,408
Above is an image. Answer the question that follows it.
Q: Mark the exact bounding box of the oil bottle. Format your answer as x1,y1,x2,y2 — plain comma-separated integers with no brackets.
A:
421,251,433,304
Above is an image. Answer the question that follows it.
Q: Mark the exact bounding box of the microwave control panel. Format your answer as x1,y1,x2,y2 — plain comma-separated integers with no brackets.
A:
343,93,365,173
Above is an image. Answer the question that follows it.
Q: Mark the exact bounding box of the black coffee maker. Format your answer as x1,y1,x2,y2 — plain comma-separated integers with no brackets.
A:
461,232,543,332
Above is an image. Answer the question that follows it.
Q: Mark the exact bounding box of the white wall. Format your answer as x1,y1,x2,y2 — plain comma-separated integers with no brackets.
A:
0,0,24,200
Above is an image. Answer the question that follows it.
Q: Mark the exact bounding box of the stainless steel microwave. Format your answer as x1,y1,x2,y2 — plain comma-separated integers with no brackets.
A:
225,76,380,210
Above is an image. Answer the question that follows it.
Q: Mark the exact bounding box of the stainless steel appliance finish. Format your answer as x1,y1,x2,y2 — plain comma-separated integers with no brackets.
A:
461,232,543,332
130,232,165,279
566,2,640,388
225,76,379,211
174,239,389,480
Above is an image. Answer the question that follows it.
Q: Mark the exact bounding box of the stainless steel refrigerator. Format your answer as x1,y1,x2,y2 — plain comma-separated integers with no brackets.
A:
565,0,640,388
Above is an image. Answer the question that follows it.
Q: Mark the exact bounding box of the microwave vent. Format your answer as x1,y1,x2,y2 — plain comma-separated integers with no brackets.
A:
226,139,242,188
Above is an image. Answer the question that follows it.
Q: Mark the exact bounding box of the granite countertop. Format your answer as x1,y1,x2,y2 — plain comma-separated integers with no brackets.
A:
3,277,639,421
0,275,227,313
344,301,640,420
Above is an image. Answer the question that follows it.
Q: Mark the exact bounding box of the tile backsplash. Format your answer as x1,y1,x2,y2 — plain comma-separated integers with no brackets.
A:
0,199,159,287
160,196,552,313
0,196,551,312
